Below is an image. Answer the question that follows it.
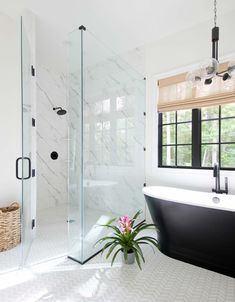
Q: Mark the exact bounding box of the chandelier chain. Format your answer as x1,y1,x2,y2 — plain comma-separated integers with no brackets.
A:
214,0,217,27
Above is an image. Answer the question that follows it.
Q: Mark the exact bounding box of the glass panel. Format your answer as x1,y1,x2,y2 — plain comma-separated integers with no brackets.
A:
221,118,235,143
162,146,175,166
201,106,219,120
0,14,23,272
162,111,175,124
68,28,145,263
21,17,33,265
201,144,219,167
177,109,192,122
201,120,219,143
177,123,192,144
221,144,235,168
68,28,83,261
221,103,235,118
162,125,175,145
177,145,192,166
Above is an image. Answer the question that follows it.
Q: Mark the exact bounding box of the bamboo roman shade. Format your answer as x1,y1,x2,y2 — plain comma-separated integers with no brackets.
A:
158,62,235,112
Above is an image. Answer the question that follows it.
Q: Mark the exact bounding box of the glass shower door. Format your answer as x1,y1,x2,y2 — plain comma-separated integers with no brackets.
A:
68,27,146,263
20,17,34,265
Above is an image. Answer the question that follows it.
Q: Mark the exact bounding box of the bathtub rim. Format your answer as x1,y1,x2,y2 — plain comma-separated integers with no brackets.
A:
143,185,235,212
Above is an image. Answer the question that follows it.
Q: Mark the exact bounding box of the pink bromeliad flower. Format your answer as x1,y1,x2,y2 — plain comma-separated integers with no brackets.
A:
118,215,133,234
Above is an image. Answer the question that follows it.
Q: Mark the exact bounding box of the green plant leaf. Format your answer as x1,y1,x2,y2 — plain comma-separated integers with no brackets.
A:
95,236,121,246
137,241,155,253
132,242,145,263
106,242,119,259
133,249,142,270
136,236,159,249
101,242,114,255
131,210,142,227
123,247,128,263
134,223,156,233
133,220,146,230
111,248,122,266
106,217,117,225
132,224,157,239
98,224,121,234
136,235,158,243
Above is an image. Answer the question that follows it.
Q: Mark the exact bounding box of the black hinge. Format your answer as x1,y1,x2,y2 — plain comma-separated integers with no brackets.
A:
32,219,35,229
143,112,146,116
143,183,146,187
143,147,146,151
32,169,36,177
32,118,35,127
31,65,35,77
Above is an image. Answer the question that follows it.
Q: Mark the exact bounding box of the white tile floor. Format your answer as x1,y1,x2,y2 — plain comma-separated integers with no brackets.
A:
0,205,68,272
0,204,119,270
0,234,235,302
1,206,235,301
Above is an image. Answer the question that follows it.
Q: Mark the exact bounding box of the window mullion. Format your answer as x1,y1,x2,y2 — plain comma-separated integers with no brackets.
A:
192,109,201,167
158,113,163,166
175,111,177,166
219,106,221,167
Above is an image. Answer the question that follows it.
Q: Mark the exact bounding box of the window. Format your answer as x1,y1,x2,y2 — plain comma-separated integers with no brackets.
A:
158,104,235,169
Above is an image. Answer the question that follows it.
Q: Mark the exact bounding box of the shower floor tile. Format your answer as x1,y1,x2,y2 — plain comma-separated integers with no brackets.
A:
27,204,120,265
0,204,121,272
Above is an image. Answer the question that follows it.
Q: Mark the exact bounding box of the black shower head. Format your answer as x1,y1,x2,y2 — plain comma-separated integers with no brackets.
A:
53,107,67,116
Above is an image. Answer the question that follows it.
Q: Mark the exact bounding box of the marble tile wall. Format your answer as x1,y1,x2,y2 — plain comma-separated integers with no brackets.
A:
36,66,68,210
36,43,146,223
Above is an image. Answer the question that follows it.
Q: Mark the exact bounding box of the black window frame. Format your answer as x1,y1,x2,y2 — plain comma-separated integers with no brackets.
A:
158,106,235,171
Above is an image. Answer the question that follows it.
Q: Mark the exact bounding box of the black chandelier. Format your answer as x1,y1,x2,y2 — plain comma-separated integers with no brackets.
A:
187,0,235,87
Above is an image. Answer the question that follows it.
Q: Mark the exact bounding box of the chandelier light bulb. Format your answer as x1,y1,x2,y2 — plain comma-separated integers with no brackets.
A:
186,1,234,87
200,58,218,80
186,70,202,88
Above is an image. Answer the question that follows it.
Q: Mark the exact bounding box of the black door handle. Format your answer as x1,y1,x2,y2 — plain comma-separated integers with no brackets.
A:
16,157,22,179
24,157,31,179
16,157,31,180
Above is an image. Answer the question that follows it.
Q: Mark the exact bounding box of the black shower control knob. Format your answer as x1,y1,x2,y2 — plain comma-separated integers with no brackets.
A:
51,151,58,160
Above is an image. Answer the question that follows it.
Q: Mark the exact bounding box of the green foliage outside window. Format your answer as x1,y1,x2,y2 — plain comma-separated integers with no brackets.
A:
160,104,235,169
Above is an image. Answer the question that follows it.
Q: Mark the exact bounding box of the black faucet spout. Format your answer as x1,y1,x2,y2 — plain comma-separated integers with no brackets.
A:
212,163,228,194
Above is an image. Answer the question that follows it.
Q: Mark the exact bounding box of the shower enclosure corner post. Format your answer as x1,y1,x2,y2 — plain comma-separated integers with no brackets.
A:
68,24,87,264
78,24,86,263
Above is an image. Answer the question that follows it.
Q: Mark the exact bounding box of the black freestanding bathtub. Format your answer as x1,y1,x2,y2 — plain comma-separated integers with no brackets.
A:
143,186,235,278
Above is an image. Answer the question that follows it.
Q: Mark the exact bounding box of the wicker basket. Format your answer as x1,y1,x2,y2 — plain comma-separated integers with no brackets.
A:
0,202,21,252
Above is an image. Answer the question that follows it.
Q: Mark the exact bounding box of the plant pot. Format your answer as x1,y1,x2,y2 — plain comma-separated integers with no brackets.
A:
122,250,135,265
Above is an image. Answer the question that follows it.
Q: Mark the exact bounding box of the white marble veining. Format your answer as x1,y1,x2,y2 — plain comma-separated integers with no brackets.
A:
36,66,68,210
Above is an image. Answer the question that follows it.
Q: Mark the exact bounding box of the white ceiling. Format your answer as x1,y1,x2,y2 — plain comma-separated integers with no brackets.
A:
1,0,235,71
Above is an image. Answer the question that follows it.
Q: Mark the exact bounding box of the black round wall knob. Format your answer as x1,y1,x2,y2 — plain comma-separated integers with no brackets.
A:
51,151,58,160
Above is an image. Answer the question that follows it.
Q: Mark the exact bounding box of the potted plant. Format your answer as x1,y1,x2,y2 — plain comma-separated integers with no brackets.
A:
96,210,159,269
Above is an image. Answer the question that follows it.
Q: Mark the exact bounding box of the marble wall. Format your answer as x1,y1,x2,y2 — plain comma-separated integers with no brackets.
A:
36,40,146,222
36,66,68,210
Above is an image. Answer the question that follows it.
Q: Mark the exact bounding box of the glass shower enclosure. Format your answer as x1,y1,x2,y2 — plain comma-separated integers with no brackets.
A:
0,14,35,273
68,26,146,263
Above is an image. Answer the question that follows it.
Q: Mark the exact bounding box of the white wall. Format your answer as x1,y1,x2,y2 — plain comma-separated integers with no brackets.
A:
0,14,21,207
145,10,235,194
